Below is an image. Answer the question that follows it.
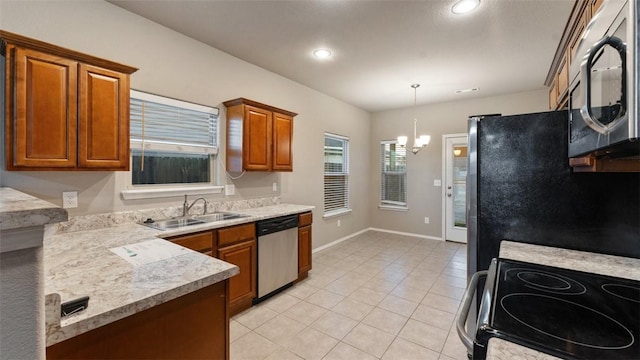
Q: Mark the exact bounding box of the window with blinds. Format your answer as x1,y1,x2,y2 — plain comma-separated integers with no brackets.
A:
129,90,219,185
324,133,350,216
380,141,407,208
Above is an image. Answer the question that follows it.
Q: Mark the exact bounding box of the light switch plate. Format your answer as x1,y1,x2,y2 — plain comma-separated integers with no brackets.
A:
433,179,442,187
62,191,78,209
272,182,278,192
224,184,235,196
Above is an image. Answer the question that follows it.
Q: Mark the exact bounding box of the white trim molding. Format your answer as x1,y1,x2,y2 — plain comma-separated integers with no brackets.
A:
312,227,444,254
121,185,224,200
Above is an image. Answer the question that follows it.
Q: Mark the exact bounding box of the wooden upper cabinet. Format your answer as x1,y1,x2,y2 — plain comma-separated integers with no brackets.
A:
244,105,273,171
10,47,78,168
78,64,130,169
1,30,137,171
591,0,604,15
556,52,570,105
273,112,293,171
224,98,296,173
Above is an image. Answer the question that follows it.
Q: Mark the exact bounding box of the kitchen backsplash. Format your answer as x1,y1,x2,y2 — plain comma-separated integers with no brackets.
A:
47,197,281,235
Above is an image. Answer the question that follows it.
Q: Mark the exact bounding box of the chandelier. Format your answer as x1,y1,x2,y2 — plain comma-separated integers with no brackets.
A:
397,84,430,154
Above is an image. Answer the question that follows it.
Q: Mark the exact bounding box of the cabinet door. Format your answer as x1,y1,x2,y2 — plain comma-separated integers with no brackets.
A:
298,225,312,279
78,64,129,170
272,112,293,171
556,52,569,101
10,47,78,168
243,105,272,171
218,240,256,316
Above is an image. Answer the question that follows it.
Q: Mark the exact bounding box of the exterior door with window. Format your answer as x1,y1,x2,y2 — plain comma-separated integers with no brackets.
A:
444,134,468,243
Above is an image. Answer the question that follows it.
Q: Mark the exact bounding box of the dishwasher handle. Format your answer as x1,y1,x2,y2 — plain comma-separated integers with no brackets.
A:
456,270,488,354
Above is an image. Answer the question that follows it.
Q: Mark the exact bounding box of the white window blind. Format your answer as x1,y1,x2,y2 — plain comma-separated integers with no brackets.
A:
130,90,219,154
324,133,350,215
380,141,407,208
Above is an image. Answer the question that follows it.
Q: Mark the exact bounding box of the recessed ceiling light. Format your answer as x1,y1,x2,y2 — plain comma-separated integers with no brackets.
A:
455,87,479,94
451,0,480,14
313,48,332,59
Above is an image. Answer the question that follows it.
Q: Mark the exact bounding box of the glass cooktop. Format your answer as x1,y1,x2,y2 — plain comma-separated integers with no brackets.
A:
486,259,639,359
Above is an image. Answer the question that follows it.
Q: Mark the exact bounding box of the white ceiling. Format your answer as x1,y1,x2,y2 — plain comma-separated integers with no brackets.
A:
108,0,573,112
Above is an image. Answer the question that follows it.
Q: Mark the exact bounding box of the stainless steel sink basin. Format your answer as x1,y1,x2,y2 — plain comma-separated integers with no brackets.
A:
142,212,249,230
144,217,205,230
195,212,250,222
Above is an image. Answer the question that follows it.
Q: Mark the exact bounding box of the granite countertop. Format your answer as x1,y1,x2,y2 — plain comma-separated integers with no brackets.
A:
500,240,640,280
44,203,314,346
0,187,67,231
484,240,640,359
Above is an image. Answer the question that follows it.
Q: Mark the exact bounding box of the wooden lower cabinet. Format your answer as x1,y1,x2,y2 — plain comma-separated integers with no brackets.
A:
218,239,256,316
47,280,229,359
217,223,257,316
297,212,313,282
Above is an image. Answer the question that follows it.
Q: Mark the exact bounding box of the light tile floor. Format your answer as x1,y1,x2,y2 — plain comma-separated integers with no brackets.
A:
231,230,469,360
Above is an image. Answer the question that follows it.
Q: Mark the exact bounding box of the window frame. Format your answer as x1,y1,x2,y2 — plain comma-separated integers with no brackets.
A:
379,140,408,211
323,132,351,218
121,90,224,200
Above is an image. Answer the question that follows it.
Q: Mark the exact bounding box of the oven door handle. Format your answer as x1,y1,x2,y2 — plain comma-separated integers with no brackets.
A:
456,269,488,353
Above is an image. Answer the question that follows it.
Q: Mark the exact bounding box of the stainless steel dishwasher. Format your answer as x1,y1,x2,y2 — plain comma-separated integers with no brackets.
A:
255,214,298,302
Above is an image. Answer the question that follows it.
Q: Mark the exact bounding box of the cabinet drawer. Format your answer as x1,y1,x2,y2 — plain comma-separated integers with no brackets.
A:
218,223,255,247
299,212,313,227
167,231,214,254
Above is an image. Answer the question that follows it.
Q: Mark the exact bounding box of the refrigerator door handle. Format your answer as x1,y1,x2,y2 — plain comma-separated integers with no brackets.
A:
456,270,488,354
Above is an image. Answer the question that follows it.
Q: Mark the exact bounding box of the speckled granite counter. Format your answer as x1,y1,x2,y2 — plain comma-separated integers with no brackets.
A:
483,241,640,360
500,241,640,281
1,187,68,253
487,338,561,359
44,203,313,346
0,187,67,231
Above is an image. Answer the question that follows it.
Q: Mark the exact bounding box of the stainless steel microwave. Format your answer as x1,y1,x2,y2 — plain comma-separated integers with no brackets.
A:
568,0,639,158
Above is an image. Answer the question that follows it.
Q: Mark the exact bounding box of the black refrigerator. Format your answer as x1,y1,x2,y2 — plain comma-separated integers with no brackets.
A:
466,111,640,279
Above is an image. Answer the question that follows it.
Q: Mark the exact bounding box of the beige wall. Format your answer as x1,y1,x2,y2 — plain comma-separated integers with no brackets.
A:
0,0,552,249
0,0,371,249
368,89,549,239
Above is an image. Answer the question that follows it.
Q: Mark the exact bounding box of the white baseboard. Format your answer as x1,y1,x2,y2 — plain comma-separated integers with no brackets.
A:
312,228,370,253
369,228,443,241
312,227,442,254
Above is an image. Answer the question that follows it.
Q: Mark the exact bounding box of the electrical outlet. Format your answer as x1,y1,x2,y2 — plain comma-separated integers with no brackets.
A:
433,179,442,187
337,220,341,227
224,184,235,196
424,217,430,224
272,182,278,192
62,191,78,209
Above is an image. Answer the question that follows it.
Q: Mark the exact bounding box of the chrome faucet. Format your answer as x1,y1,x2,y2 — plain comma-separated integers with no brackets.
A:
183,195,209,217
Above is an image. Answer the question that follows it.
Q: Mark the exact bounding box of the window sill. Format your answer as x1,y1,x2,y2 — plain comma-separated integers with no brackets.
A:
322,209,352,219
121,185,224,200
379,205,409,212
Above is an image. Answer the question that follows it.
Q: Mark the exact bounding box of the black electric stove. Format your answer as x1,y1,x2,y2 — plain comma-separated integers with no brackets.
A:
474,259,640,359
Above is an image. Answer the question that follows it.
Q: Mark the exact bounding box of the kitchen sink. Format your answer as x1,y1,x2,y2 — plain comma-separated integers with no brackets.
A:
194,212,250,222
143,217,205,230
142,212,250,230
